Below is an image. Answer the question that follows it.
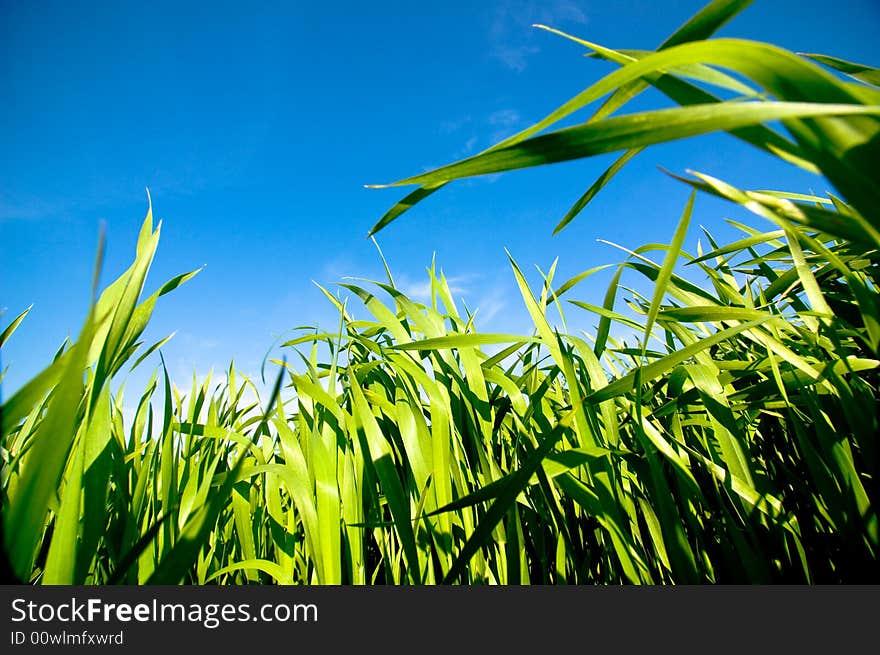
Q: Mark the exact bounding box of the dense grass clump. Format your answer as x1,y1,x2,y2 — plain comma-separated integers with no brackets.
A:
2,0,878,583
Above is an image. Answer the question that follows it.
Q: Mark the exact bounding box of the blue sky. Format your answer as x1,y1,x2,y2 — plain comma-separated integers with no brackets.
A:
2,0,879,400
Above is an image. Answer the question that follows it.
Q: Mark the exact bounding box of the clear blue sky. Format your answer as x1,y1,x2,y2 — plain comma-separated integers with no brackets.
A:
2,0,879,400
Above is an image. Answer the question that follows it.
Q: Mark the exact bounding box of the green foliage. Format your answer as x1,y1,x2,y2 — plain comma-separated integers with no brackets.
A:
2,0,878,583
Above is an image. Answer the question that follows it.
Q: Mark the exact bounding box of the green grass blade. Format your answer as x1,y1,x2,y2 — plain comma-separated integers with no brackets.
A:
802,53,880,86
642,191,695,355
380,102,878,188
0,305,32,349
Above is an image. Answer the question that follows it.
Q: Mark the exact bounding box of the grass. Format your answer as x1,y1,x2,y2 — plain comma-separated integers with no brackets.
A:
1,0,878,584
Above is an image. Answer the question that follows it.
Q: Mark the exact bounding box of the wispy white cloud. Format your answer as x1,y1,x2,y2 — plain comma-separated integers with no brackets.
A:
397,273,472,302
492,43,541,74
487,107,524,144
0,193,72,222
488,108,521,127
488,0,588,72
0,184,162,224
440,107,524,163
438,115,473,135
471,288,507,326
396,269,511,332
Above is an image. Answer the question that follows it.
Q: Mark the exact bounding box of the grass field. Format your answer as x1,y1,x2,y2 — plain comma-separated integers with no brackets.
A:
2,0,878,584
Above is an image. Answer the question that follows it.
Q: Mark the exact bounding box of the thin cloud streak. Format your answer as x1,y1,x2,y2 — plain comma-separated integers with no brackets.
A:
488,0,588,72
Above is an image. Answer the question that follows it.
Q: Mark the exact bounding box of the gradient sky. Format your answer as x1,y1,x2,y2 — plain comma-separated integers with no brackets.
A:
2,0,879,401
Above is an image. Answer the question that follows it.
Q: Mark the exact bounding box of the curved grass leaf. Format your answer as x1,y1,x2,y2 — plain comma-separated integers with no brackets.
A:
379,102,879,188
